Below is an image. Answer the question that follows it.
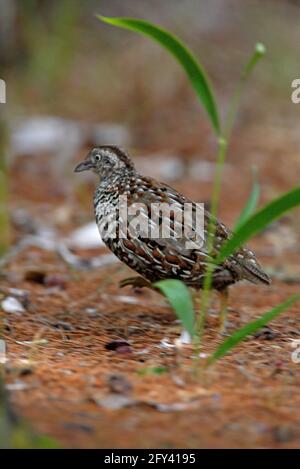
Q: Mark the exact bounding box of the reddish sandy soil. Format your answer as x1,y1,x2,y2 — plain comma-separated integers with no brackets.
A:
2,144,300,449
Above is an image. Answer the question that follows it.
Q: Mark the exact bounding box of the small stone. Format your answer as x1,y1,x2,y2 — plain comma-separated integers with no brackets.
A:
62,422,93,433
254,326,278,340
273,426,294,443
7,288,29,308
175,329,192,347
85,307,99,317
107,373,132,395
6,380,29,391
52,321,73,331
44,274,67,289
94,393,136,410
105,340,131,354
115,345,132,354
159,339,175,349
1,297,25,314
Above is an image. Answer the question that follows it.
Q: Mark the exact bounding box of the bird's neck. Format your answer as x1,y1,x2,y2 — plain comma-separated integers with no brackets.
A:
97,167,136,192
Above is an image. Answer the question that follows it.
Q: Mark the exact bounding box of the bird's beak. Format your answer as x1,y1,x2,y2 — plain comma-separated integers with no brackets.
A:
74,160,94,173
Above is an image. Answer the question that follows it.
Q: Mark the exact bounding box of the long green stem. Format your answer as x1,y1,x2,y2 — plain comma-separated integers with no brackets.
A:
194,137,228,353
194,43,266,353
224,43,266,141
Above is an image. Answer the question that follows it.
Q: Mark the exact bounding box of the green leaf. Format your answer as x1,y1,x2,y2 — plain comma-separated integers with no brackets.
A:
154,279,195,337
207,293,300,366
217,186,300,263
97,15,220,134
234,166,260,230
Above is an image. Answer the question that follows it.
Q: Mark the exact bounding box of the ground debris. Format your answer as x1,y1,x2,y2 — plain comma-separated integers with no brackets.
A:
6,380,31,391
253,326,279,341
273,425,294,443
105,340,132,354
93,393,210,412
92,393,136,410
107,374,133,395
1,297,25,314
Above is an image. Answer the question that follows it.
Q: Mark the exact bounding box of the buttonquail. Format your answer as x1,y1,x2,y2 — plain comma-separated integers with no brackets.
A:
75,146,270,330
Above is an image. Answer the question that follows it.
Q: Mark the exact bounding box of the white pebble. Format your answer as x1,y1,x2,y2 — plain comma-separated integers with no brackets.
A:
175,329,192,347
1,297,25,314
67,222,104,249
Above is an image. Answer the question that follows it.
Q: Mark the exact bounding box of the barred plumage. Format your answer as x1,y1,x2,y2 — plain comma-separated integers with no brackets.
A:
75,145,270,293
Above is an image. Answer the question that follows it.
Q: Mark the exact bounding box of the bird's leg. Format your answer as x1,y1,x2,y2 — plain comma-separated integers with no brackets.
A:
119,276,154,291
218,287,229,334
193,288,208,346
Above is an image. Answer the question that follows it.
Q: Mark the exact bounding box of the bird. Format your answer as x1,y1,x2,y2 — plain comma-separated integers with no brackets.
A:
74,145,270,331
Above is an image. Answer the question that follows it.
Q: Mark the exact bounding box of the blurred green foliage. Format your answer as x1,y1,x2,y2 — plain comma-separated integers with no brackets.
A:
17,0,82,104
0,115,10,258
0,375,60,448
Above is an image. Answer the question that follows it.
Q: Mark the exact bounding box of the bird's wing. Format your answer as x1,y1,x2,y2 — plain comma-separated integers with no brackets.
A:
118,177,223,279
123,177,270,285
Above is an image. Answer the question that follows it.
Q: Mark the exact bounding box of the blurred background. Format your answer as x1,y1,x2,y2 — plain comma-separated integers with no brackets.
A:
1,0,300,448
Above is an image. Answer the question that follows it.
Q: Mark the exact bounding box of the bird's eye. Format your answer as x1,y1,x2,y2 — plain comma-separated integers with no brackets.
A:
94,155,100,162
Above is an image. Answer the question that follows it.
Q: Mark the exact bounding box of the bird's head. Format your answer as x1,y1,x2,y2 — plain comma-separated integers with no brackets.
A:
74,145,134,179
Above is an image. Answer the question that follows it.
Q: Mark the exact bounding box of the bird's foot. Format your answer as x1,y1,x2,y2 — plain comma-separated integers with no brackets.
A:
119,276,154,292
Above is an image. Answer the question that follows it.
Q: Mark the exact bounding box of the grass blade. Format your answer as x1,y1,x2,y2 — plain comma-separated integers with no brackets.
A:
97,15,220,134
207,293,300,366
242,43,266,79
224,43,266,140
234,166,260,230
196,44,265,343
154,279,194,337
217,186,300,263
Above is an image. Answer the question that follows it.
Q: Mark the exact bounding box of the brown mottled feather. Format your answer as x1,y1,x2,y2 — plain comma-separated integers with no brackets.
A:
76,146,270,291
